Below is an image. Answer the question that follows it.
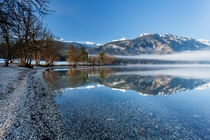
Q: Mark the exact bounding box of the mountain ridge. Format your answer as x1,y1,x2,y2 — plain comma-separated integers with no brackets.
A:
87,33,210,55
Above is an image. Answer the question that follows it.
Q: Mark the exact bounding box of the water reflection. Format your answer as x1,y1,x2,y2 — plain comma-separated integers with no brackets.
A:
43,67,115,90
43,67,209,95
43,66,210,139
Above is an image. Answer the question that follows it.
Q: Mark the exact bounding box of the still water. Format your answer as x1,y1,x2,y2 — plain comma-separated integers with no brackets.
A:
43,66,210,139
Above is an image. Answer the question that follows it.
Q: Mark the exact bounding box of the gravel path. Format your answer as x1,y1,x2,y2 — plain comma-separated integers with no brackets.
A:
0,64,66,140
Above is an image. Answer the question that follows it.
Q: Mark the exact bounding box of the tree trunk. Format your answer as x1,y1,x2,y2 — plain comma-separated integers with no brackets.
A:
4,34,10,67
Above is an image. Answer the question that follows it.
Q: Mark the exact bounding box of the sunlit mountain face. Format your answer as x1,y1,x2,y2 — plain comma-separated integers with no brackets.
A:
48,33,210,62
43,66,210,96
87,33,210,55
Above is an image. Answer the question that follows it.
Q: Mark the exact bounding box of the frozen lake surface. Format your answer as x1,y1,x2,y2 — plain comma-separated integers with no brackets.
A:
43,66,210,139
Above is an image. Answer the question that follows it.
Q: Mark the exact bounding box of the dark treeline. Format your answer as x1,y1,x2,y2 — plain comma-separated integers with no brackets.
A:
0,0,60,67
66,46,117,67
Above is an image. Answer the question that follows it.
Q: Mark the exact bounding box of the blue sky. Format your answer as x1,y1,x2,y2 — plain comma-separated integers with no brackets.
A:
46,0,210,44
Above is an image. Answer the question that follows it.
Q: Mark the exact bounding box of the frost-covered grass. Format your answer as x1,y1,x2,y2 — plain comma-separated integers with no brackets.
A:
0,59,69,65
0,64,66,139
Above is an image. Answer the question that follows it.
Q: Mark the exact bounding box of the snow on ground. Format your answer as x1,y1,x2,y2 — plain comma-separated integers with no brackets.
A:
0,59,69,65
54,61,69,65
0,64,66,139
0,59,4,63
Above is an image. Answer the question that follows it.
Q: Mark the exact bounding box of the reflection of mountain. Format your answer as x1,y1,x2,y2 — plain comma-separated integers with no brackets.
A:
43,68,209,95
89,75,207,95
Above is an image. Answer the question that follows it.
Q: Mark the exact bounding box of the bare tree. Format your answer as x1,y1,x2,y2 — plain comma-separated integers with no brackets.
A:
79,46,88,65
0,0,50,66
14,9,37,67
41,32,60,66
0,0,16,66
103,54,116,65
0,24,12,66
67,46,80,67
89,56,96,66
98,52,104,65
84,51,88,64
31,18,44,65
80,46,85,65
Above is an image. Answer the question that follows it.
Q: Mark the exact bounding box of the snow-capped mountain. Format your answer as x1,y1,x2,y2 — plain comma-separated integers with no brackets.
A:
88,33,210,55
197,39,210,46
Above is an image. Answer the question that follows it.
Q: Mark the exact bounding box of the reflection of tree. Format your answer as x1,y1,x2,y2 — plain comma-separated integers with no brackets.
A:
43,67,117,90
98,68,104,79
98,68,116,79
89,67,98,75
66,68,88,88
44,68,209,96
43,69,62,90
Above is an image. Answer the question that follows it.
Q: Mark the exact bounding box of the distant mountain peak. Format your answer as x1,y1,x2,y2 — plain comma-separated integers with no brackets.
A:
138,33,190,40
88,33,210,55
198,39,210,46
112,37,127,42
139,33,154,37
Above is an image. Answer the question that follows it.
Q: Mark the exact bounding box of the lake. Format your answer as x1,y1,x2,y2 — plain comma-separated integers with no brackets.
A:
43,65,210,139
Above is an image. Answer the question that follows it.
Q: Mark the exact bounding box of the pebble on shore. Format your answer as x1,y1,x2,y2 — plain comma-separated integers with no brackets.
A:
0,64,67,139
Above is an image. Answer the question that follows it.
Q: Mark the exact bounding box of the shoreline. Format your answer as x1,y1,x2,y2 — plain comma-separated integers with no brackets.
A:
0,64,66,139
